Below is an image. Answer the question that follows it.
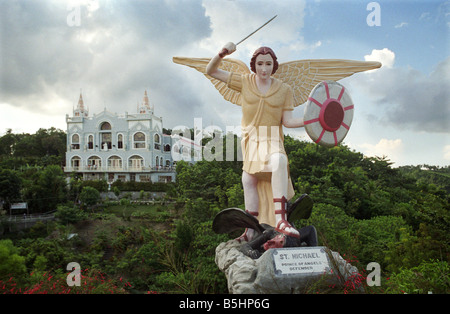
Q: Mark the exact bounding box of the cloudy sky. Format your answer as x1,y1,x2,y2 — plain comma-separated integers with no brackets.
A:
0,0,449,167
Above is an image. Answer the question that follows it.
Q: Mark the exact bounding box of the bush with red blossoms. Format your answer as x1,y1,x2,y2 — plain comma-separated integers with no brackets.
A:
0,268,131,294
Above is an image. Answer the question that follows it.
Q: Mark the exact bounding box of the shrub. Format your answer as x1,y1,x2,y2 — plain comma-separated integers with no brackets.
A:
0,269,129,294
55,205,87,224
0,239,27,280
79,186,100,208
386,260,449,294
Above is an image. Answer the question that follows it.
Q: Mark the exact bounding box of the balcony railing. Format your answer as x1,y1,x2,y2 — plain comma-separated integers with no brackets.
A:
64,166,175,173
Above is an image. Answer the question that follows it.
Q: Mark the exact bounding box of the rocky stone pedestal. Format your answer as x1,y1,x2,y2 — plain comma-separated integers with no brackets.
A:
215,240,363,294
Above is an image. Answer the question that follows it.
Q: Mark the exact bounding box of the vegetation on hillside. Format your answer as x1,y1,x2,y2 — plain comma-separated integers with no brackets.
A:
0,129,448,294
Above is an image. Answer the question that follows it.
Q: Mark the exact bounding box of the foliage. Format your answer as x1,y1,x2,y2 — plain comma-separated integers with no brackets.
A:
1,131,448,294
175,159,242,208
20,165,67,213
79,179,108,193
0,128,66,168
0,240,27,280
187,221,228,293
55,205,87,225
79,186,100,208
0,168,22,203
385,260,449,294
384,224,448,273
172,135,448,293
112,180,175,192
399,164,450,194
0,269,128,294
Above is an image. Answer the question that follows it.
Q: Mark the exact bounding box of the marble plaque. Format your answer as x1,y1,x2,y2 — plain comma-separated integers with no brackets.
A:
272,247,330,276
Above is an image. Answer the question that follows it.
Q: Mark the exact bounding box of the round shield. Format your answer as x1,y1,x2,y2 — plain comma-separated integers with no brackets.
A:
304,81,354,147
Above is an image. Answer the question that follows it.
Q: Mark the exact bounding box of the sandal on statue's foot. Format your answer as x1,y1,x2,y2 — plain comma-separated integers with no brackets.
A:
275,220,300,238
234,210,259,243
274,196,300,238
235,228,251,243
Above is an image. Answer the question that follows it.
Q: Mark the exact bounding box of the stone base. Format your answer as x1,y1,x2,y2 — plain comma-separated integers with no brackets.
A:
215,240,363,294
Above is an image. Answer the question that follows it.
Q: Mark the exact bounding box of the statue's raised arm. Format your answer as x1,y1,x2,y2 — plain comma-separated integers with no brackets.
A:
205,42,237,82
173,46,250,106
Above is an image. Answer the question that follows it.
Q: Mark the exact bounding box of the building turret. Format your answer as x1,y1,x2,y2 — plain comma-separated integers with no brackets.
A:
139,90,154,114
73,92,89,117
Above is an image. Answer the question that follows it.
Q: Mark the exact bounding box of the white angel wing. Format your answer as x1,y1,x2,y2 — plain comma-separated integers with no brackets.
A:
273,59,382,107
173,57,251,105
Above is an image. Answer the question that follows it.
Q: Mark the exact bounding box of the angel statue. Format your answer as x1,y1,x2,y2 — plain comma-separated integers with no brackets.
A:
173,42,381,244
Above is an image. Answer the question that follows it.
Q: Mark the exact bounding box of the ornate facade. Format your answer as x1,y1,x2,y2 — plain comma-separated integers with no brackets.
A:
64,91,186,183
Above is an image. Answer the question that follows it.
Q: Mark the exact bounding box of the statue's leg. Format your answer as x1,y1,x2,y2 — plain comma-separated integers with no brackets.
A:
268,153,300,238
235,171,259,242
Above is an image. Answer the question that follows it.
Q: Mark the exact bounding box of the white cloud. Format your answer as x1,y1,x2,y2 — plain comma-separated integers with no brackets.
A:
0,103,67,134
350,50,449,133
360,138,404,164
0,0,213,129
364,48,395,69
395,22,408,28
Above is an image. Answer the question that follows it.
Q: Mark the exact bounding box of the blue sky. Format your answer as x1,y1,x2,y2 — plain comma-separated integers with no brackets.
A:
291,0,449,166
0,0,449,166
300,0,448,71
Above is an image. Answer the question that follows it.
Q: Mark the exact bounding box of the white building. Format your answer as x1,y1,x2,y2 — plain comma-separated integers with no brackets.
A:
64,91,195,183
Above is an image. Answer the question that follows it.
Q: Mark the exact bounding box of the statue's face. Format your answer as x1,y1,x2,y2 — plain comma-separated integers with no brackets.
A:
255,54,274,80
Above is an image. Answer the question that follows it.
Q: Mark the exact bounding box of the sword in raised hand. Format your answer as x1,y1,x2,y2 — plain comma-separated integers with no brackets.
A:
219,15,278,58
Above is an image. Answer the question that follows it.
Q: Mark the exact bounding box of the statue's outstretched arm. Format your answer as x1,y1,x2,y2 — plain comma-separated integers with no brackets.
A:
173,53,249,106
206,42,236,83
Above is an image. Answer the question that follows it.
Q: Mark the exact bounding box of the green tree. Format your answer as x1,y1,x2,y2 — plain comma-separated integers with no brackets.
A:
0,128,66,167
24,165,67,212
350,215,409,269
79,186,100,209
0,239,27,280
0,168,22,213
386,260,449,294
0,129,16,156
35,128,66,157
55,205,87,224
225,183,244,208
13,133,40,157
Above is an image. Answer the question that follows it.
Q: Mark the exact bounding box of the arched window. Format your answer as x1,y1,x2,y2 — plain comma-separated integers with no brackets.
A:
108,156,122,169
71,156,81,170
72,134,80,150
100,122,112,149
117,134,123,149
154,133,160,150
129,155,144,170
87,156,101,169
88,135,93,150
134,132,146,149
100,122,111,130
